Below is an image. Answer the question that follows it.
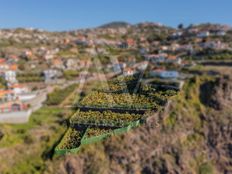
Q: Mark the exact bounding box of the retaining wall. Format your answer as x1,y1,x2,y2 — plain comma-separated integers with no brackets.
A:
0,110,32,124
55,120,141,155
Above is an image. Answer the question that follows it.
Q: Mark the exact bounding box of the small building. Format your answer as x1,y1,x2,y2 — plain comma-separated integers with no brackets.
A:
52,59,65,70
0,90,16,102
166,55,182,65
171,31,183,39
135,61,149,71
215,30,226,36
8,55,19,63
126,38,135,47
43,69,61,83
18,93,37,101
139,48,148,55
65,59,78,70
117,42,128,49
0,101,28,113
145,54,167,63
23,50,33,59
3,70,17,84
197,31,210,38
9,84,29,95
150,70,179,79
123,68,137,76
200,41,227,50
112,63,126,73
0,63,9,72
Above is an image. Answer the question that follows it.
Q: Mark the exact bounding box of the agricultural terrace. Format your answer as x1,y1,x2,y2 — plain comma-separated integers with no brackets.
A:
55,74,180,155
70,110,143,127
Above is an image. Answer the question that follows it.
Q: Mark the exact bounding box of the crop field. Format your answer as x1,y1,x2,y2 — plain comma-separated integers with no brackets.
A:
79,91,157,109
55,75,179,154
84,127,113,138
70,110,142,127
95,75,140,93
56,128,85,150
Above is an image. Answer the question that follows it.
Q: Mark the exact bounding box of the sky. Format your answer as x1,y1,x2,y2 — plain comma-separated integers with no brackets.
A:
0,0,231,31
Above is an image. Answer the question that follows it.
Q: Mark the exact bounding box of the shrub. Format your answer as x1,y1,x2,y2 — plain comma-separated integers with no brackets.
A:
46,84,77,105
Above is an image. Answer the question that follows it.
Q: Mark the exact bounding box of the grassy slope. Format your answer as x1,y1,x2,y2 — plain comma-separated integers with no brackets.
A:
0,83,81,174
0,71,230,174
0,107,73,174
49,74,226,174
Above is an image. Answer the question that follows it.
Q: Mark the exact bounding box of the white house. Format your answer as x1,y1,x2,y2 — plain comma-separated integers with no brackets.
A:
197,31,210,38
123,68,137,76
18,93,37,101
200,41,227,50
166,56,182,65
65,59,78,70
10,84,29,95
150,70,179,79
0,64,9,72
135,61,149,71
3,70,17,84
43,69,61,83
171,32,183,38
214,30,226,36
145,54,167,63
176,44,194,52
0,90,16,103
139,48,148,55
112,63,126,73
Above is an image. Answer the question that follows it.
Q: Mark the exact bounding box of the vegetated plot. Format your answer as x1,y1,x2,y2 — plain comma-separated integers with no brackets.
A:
84,127,114,138
95,75,140,93
46,84,77,106
70,110,143,127
80,127,116,145
56,127,85,151
78,75,179,110
79,91,157,109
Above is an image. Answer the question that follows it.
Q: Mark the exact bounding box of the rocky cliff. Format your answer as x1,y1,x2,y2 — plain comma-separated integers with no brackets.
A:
53,75,232,174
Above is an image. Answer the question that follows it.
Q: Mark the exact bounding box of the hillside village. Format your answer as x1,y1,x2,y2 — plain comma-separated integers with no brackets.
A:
0,22,231,123
0,22,232,173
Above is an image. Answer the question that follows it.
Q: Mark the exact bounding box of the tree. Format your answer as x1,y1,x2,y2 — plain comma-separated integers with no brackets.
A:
178,23,184,30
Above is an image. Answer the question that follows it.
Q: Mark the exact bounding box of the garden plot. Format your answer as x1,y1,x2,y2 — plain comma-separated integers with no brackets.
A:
70,110,143,127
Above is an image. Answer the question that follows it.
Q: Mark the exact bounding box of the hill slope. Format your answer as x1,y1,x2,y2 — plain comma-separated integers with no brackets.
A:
99,21,131,28
52,71,232,174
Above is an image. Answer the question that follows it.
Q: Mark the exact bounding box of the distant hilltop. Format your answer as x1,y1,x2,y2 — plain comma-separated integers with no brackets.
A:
98,21,131,29
0,21,231,33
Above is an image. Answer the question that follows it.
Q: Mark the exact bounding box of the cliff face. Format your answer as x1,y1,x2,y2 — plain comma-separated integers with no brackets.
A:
200,75,232,110
53,75,232,174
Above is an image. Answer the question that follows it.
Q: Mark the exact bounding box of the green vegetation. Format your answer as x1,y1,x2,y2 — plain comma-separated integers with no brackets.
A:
0,107,73,174
97,76,139,92
85,127,113,138
46,84,77,105
71,111,142,127
57,128,84,150
0,77,7,89
57,50,78,58
199,162,214,174
17,72,44,83
185,50,232,61
163,76,208,130
63,70,79,80
56,74,179,154
149,78,180,88
80,91,156,109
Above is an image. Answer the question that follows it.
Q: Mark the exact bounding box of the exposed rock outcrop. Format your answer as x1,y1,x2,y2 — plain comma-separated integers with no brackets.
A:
200,75,232,110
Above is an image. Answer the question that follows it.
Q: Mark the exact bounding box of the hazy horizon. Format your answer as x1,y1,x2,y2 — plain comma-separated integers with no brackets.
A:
0,0,231,31
0,20,231,32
